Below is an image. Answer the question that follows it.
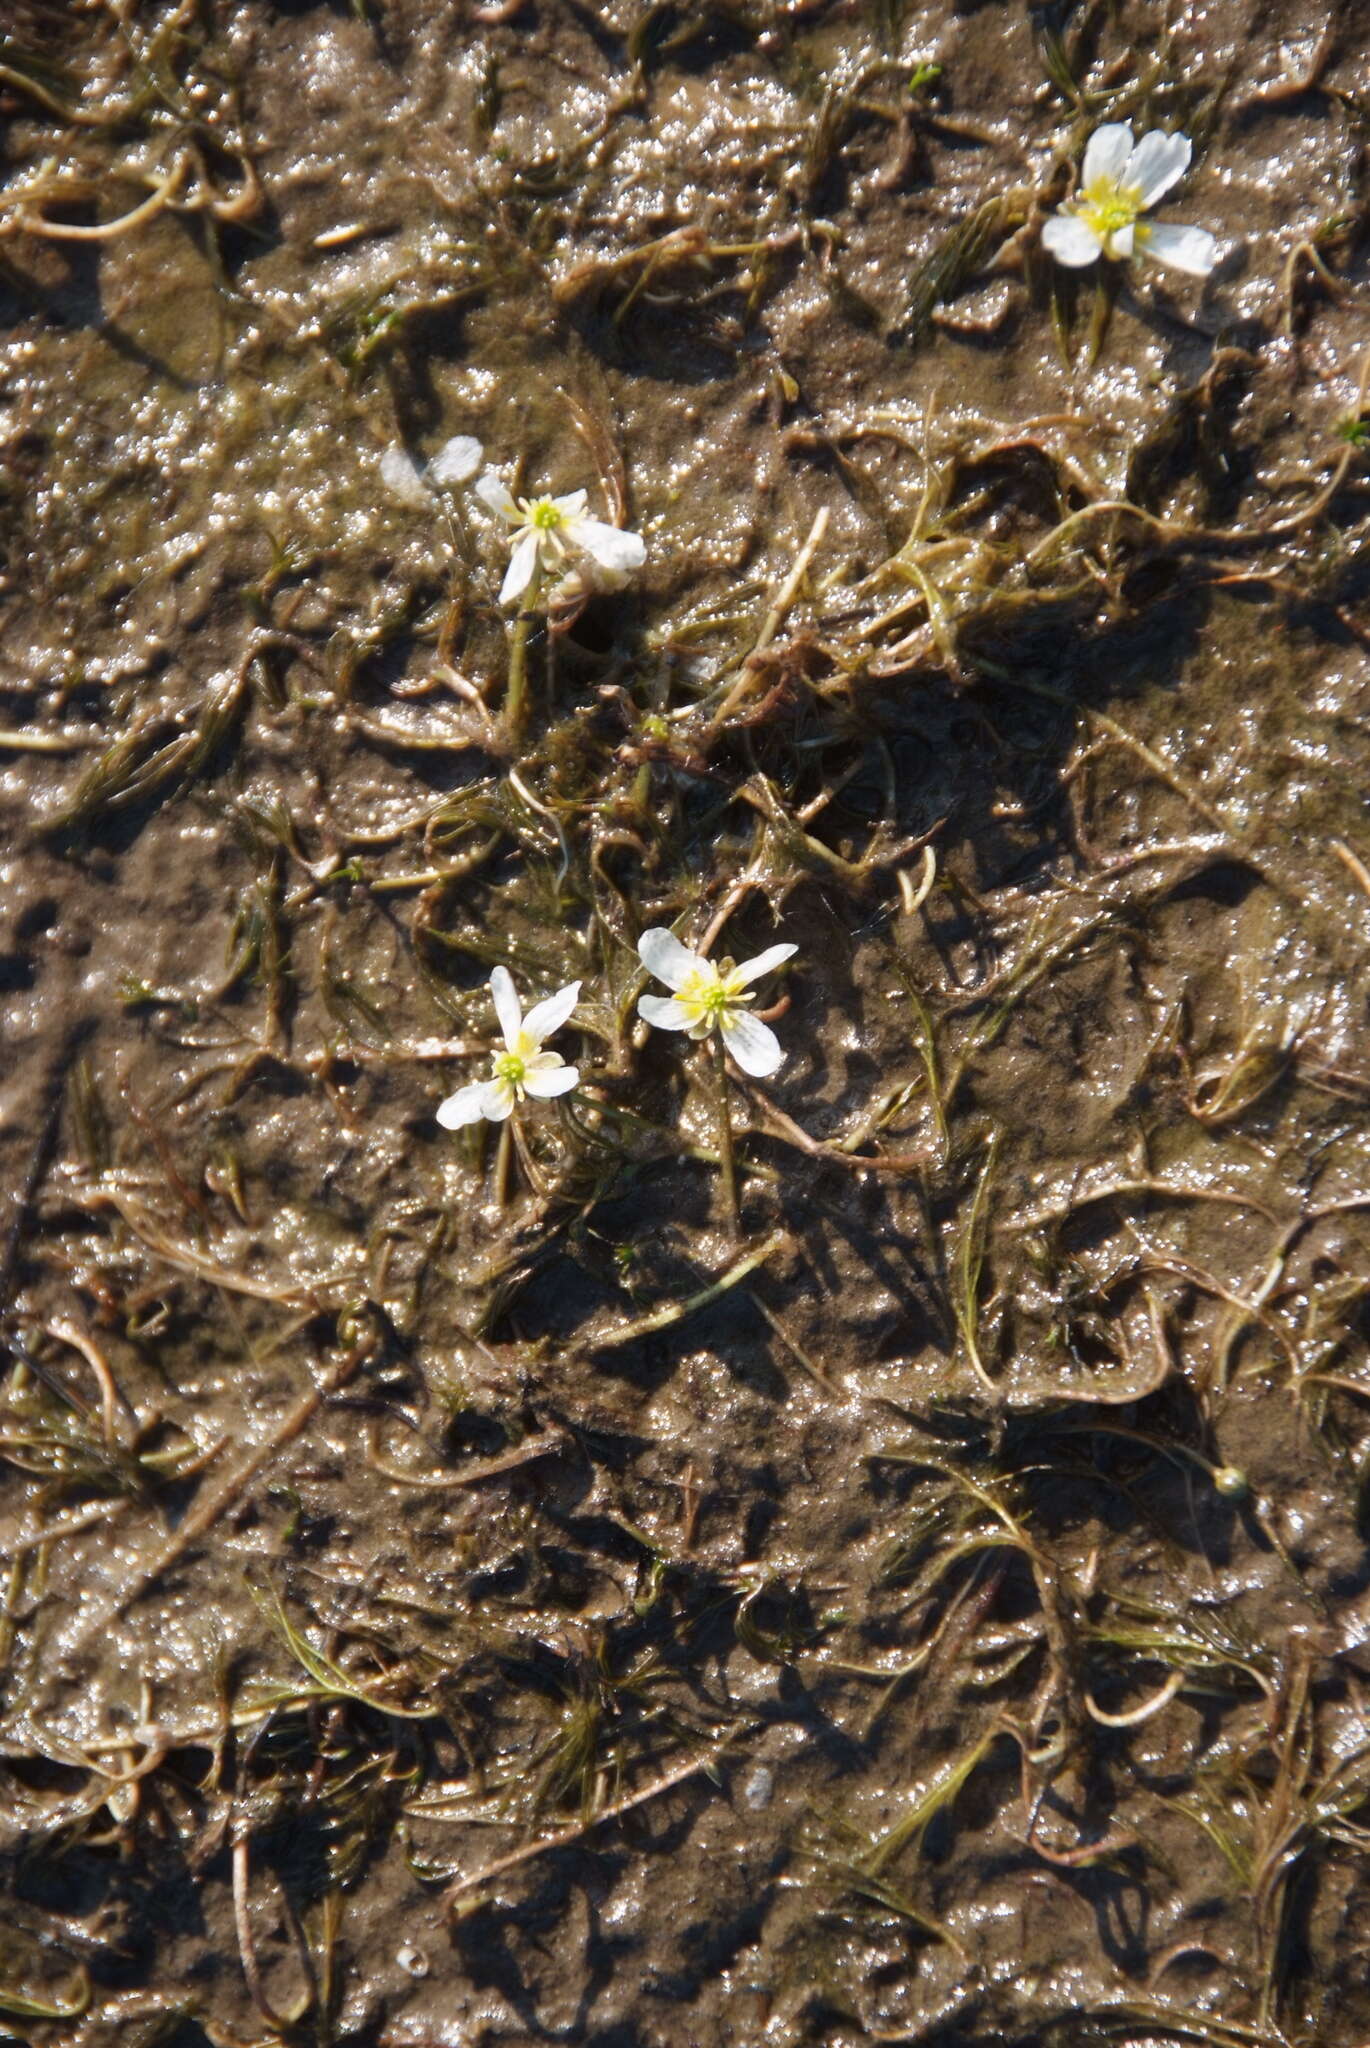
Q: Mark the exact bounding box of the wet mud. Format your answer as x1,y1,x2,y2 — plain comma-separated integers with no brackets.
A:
1,1,1369,2044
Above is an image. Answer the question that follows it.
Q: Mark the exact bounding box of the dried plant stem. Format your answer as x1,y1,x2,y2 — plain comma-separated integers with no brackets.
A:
593,1232,787,1351
0,728,95,753
441,1740,738,1905
42,1319,134,1445
710,507,831,728
232,1838,314,2031
1331,837,1370,903
0,60,123,126
1,1498,131,1564
1084,1669,1187,1728
366,1426,569,1490
700,864,765,955
8,156,188,242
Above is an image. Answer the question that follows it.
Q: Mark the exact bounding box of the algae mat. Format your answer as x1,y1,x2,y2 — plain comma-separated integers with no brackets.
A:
2,1,1370,2043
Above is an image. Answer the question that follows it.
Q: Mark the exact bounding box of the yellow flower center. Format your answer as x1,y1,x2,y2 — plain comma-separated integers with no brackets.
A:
679,962,747,1022
530,499,566,532
495,1050,527,1087
1080,180,1142,241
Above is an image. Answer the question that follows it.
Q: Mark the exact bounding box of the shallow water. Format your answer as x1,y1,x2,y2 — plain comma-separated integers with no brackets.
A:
1,2,1369,2043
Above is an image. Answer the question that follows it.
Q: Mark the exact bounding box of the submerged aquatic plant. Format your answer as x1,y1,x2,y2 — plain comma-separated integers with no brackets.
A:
637,929,796,1079
1043,124,1218,277
437,967,581,1128
474,471,646,607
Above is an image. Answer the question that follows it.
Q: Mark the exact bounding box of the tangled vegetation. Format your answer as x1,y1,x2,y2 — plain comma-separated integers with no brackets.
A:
1,1,1369,2044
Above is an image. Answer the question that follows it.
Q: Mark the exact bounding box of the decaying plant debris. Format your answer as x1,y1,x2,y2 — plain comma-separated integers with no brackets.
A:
1,1,1369,2044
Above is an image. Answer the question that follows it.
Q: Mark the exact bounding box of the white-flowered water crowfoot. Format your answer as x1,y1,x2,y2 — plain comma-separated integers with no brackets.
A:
636,929,797,1079
437,967,581,1128
1042,123,1218,277
474,471,646,607
380,432,484,506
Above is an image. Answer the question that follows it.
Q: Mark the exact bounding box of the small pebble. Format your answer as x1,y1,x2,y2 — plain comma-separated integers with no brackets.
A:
742,1764,774,1811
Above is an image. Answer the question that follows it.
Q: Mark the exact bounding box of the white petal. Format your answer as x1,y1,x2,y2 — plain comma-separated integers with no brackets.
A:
499,528,541,607
474,472,521,523
720,1010,783,1078
638,995,696,1032
1042,212,1103,267
522,1060,579,1099
1140,220,1219,277
522,981,581,1045
638,927,706,992
547,566,591,607
1126,129,1191,207
1081,123,1134,190
729,942,797,989
571,517,647,579
480,1077,516,1121
489,965,522,1050
566,557,629,597
1107,221,1136,261
550,490,588,518
380,445,430,506
428,434,484,486
436,1081,488,1129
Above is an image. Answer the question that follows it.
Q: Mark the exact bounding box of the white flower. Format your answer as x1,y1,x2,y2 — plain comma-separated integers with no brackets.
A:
381,434,484,506
637,928,797,1079
1042,124,1218,278
436,967,580,1128
473,472,646,607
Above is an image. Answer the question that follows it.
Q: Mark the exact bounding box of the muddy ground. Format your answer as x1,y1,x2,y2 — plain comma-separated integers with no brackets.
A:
1,1,1369,2043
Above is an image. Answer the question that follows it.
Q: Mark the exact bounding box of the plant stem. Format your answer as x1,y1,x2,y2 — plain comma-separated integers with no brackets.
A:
710,1034,740,1236
504,598,539,740
494,1118,513,1208
505,565,548,741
